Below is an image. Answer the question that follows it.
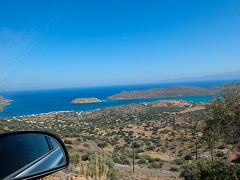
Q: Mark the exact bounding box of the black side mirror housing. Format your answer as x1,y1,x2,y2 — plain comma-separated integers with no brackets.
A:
0,130,69,180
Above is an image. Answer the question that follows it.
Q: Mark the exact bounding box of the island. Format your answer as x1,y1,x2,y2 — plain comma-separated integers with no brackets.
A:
108,85,220,100
71,97,102,104
0,96,12,112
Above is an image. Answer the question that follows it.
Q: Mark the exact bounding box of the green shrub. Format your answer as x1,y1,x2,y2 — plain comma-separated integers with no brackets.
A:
108,167,120,180
155,158,161,162
170,167,178,172
76,138,82,142
133,142,140,148
148,161,163,169
218,145,226,149
181,160,240,180
64,139,73,144
81,154,89,161
142,155,151,161
136,148,144,153
70,153,80,164
134,153,140,159
148,157,155,163
66,145,72,149
173,158,185,165
83,143,89,147
137,159,147,164
120,155,130,165
147,145,155,151
98,142,107,148
184,155,192,160
112,154,121,164
216,152,225,157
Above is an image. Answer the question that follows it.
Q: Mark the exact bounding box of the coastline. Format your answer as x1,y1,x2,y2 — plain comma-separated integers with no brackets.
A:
0,82,222,117
0,97,210,118
0,97,12,112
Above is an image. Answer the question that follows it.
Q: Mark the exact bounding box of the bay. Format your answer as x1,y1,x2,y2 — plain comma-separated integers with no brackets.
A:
0,80,237,117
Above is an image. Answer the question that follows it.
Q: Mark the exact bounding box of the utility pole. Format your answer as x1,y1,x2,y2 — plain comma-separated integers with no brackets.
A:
195,138,198,160
132,135,135,172
194,121,198,161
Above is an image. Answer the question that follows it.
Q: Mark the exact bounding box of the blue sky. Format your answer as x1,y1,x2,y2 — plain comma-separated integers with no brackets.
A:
0,0,240,90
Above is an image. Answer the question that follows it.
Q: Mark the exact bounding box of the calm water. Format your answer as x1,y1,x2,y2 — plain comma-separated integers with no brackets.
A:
0,80,238,117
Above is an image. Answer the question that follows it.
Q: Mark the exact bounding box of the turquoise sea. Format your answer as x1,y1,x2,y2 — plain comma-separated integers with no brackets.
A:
0,80,238,117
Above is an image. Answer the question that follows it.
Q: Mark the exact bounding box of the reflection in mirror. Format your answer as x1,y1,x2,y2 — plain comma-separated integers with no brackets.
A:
0,133,67,179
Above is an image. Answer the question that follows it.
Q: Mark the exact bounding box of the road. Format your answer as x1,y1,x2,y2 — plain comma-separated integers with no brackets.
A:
115,163,180,177
88,140,112,156
87,140,180,177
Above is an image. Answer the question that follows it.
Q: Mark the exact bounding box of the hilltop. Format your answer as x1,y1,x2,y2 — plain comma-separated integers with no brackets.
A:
108,85,220,100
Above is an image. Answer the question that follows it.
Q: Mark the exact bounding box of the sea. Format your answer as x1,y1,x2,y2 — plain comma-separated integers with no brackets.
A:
0,80,239,117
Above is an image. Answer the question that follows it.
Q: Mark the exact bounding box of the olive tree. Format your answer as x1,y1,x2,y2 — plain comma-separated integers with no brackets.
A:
205,83,240,144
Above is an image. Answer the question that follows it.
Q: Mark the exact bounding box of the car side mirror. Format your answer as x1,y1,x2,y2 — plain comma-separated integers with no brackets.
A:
0,130,69,180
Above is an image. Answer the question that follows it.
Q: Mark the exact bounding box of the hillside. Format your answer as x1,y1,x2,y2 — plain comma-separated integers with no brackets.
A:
0,96,11,112
108,85,219,100
0,99,232,179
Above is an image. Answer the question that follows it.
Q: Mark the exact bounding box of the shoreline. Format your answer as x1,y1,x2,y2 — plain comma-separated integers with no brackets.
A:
0,98,209,118
0,98,12,112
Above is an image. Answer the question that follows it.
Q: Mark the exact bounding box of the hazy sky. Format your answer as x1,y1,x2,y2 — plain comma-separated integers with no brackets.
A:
0,0,240,90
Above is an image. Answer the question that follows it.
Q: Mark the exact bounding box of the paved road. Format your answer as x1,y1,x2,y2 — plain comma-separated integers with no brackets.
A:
87,140,180,177
115,163,180,177
88,140,112,156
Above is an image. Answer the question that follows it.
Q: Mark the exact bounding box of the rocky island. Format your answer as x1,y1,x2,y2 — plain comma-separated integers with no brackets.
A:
108,85,220,100
71,97,102,104
0,96,12,112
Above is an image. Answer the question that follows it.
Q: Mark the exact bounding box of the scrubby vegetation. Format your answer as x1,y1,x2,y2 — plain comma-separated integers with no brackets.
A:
181,160,240,180
181,84,240,179
1,85,240,179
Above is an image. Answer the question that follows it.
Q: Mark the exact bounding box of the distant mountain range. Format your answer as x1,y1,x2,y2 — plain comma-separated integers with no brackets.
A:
183,70,240,82
108,85,222,100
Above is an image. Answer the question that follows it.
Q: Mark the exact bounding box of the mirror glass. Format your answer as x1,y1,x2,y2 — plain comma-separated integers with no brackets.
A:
0,133,67,179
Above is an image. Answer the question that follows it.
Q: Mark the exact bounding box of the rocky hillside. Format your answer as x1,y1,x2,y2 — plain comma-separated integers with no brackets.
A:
108,85,220,100
0,96,11,112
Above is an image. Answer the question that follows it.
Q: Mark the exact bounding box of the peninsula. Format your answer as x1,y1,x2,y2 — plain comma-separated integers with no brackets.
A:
108,85,220,100
71,97,102,104
0,96,11,112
